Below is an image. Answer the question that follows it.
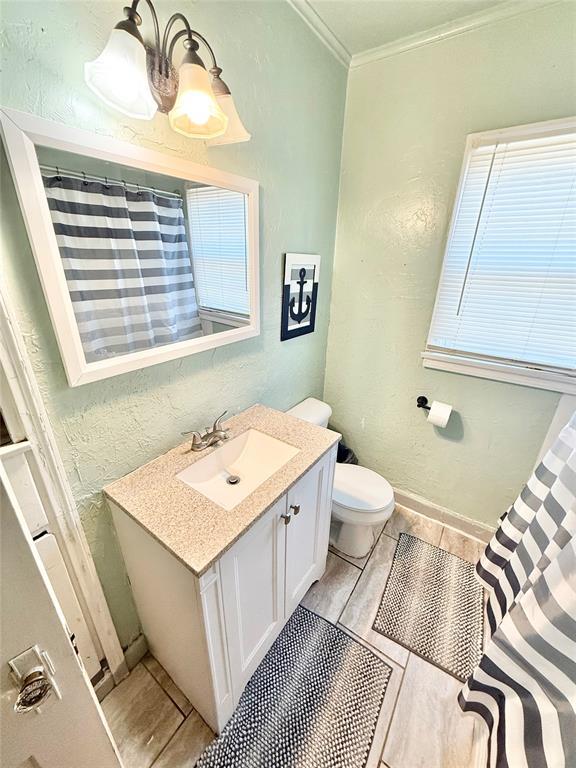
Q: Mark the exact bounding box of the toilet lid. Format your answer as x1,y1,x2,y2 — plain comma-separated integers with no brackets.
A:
333,464,394,513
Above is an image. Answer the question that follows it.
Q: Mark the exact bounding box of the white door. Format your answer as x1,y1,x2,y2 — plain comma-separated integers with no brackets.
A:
220,497,286,702
2,444,101,680
0,469,121,768
284,457,330,617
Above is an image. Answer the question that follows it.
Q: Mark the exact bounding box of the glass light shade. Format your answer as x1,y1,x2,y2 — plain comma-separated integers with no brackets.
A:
85,29,158,120
169,63,228,139
207,94,251,145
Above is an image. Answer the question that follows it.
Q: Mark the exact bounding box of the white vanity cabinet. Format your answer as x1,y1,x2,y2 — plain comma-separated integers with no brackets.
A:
220,453,334,699
284,462,331,615
219,496,286,700
110,445,336,734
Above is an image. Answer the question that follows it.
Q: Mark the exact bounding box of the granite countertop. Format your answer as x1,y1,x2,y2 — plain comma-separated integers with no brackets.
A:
104,405,340,577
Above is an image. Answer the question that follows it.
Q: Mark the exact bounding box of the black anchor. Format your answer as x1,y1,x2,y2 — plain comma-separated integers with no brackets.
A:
289,267,312,324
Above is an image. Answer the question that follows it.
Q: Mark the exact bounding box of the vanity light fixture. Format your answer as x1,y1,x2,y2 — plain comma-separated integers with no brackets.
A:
85,1,250,143
207,68,252,145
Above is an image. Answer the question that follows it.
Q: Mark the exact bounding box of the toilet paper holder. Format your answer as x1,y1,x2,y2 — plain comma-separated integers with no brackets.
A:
416,395,453,428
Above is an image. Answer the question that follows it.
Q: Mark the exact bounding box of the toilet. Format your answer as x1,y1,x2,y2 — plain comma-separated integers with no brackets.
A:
286,398,395,558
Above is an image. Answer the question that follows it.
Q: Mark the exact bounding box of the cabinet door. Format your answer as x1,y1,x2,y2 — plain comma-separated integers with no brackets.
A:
220,497,286,702
284,451,334,617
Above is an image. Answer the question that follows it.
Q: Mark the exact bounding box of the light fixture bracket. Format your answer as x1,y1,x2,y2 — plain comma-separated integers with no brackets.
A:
145,37,208,114
146,47,178,113
138,3,211,114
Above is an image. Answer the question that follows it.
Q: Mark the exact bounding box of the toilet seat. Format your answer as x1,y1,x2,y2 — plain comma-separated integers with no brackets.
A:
332,464,394,526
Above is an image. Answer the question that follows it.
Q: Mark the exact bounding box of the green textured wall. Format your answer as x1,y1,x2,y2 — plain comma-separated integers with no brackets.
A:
324,2,575,527
1,1,346,647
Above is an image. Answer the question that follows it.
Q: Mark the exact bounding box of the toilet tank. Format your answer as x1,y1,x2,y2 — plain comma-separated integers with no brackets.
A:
286,397,332,428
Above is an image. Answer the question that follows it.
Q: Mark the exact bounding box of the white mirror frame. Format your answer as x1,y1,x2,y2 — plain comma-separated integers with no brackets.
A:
0,108,260,386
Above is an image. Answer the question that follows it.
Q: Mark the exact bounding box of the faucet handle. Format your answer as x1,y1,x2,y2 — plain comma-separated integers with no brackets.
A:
213,410,229,433
181,430,206,451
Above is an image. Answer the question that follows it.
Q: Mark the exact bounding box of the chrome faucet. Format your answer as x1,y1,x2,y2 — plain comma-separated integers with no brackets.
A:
182,411,230,452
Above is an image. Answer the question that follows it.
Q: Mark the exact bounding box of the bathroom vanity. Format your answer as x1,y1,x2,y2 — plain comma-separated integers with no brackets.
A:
105,405,339,733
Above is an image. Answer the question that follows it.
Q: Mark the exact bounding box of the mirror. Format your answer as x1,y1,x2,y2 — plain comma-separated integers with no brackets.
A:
1,109,259,386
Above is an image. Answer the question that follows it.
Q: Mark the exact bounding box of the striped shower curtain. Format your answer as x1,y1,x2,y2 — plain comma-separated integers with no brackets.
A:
43,174,202,363
460,412,576,768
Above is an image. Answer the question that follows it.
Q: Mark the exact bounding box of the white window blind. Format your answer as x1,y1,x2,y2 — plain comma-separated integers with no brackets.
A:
186,186,249,316
426,123,576,383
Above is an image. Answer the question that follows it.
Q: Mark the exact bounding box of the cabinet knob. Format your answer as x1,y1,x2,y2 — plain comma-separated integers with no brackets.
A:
280,512,291,525
290,504,301,516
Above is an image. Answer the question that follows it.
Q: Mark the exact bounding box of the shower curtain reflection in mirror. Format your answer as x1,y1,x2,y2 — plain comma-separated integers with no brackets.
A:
43,173,202,363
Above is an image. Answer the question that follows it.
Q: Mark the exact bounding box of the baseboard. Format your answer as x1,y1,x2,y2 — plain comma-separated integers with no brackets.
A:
93,635,147,700
94,668,115,701
123,633,148,671
393,487,495,544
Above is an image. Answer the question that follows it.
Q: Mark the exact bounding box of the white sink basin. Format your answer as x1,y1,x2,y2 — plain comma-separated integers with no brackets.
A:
176,429,300,510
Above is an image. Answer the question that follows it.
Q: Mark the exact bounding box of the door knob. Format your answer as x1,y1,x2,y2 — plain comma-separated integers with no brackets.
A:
280,512,291,525
8,645,61,714
290,504,301,515
15,667,54,713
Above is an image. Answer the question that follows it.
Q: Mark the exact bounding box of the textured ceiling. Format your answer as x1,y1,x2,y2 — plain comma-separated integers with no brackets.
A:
308,0,507,55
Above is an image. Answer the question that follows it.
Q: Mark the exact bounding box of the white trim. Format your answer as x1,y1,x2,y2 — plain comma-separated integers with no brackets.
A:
0,440,32,459
0,107,260,387
0,354,26,442
286,0,351,68
287,0,560,72
422,352,576,395
393,486,495,543
198,308,250,328
0,290,128,683
466,114,576,144
350,0,561,69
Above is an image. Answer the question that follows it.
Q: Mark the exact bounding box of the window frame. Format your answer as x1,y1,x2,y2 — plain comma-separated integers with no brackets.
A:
422,116,576,395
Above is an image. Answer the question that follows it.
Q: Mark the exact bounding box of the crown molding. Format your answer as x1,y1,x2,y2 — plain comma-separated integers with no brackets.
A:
287,0,562,71
350,0,562,69
286,0,351,68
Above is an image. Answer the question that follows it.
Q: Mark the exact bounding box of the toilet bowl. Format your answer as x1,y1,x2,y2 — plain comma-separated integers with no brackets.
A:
286,397,395,558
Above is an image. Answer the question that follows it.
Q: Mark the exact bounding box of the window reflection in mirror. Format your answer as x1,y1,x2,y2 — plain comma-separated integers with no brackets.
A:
35,146,250,364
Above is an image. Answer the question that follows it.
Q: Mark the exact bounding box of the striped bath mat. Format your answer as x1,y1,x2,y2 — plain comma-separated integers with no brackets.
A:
196,606,392,767
372,533,484,680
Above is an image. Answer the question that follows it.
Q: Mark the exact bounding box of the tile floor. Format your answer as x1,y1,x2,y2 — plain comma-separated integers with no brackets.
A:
102,505,488,768
101,653,213,768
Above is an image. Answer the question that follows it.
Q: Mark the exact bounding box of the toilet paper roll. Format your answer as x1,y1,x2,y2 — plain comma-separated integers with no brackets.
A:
427,400,452,428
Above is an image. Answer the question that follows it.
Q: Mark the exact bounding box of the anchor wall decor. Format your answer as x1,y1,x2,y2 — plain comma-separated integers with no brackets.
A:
289,267,312,324
281,253,320,341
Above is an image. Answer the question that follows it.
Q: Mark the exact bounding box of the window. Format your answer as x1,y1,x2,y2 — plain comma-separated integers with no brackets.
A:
186,185,249,318
424,119,576,393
